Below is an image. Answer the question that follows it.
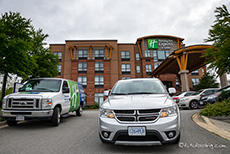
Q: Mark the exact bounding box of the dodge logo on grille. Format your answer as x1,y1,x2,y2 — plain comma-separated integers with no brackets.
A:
19,101,27,105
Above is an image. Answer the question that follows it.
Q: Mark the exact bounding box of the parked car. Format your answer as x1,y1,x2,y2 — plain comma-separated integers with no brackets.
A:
98,78,180,146
1,78,86,126
200,85,230,105
172,91,195,102
177,88,218,109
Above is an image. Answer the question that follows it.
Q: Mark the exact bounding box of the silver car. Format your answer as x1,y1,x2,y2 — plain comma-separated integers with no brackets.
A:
98,78,180,146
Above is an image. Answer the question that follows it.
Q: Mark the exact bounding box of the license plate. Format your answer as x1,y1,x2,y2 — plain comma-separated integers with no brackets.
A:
128,127,146,136
16,115,25,121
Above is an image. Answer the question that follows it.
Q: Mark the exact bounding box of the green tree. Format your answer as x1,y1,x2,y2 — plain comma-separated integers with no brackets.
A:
0,12,59,105
204,5,230,76
0,12,36,102
23,29,58,81
194,72,219,91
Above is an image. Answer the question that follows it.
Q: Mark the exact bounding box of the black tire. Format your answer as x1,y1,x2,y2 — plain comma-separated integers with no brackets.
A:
189,100,199,109
51,107,61,126
7,120,18,126
99,134,106,143
76,105,83,116
173,133,180,144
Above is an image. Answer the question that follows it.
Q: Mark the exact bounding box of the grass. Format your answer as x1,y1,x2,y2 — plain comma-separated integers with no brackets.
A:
200,98,230,116
83,103,99,110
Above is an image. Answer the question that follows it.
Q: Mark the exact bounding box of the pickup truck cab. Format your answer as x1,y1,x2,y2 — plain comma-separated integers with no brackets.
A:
1,78,86,126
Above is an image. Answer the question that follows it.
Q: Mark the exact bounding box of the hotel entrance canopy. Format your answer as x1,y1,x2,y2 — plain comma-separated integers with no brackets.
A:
149,45,213,91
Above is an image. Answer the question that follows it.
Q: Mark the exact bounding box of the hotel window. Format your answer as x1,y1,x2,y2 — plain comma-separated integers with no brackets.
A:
192,78,200,87
78,62,87,73
153,51,157,62
136,66,140,73
136,53,140,60
166,51,170,57
78,76,87,88
191,70,199,76
154,63,161,69
95,76,104,88
94,93,104,106
57,65,61,75
145,50,151,57
95,62,104,73
95,49,104,59
175,77,180,87
53,52,62,62
146,64,152,73
121,64,131,74
158,50,166,60
78,50,88,59
121,51,130,61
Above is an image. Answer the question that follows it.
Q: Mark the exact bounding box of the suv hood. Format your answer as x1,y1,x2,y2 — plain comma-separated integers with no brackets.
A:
102,94,173,110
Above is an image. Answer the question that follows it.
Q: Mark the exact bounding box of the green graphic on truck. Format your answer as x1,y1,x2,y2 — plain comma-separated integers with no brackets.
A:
68,80,80,112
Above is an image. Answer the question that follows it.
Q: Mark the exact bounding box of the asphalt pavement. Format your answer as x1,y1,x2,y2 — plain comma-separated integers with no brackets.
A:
0,109,229,154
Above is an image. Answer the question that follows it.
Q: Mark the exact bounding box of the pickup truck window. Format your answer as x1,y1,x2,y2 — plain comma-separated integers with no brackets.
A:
20,79,62,92
111,80,166,95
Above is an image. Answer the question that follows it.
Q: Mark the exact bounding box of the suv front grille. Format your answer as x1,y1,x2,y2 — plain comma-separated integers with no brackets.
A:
114,109,161,123
7,98,41,110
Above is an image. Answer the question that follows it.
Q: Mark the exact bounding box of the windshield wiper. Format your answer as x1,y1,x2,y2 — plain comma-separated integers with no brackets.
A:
127,92,159,95
110,93,127,95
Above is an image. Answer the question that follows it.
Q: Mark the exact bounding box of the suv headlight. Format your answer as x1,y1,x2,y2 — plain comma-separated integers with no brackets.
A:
161,106,178,117
100,108,114,118
207,95,216,99
42,99,52,109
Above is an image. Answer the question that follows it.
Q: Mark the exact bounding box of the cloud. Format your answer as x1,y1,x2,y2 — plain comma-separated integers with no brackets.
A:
0,0,230,45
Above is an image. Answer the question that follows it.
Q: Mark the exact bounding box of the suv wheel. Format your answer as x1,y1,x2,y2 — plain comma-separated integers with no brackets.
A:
190,100,199,109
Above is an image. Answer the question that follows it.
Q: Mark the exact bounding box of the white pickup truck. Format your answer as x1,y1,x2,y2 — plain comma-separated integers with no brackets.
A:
1,78,86,126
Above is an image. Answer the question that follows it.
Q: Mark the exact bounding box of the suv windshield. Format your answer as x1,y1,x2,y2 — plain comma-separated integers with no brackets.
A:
192,90,203,96
111,80,166,95
20,79,62,92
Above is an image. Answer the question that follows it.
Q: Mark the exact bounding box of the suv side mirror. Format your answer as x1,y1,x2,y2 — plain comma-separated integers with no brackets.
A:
168,87,176,94
104,90,110,97
62,87,70,93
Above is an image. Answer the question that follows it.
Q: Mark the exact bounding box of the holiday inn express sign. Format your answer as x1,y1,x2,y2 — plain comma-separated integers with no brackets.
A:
148,39,158,49
148,39,173,50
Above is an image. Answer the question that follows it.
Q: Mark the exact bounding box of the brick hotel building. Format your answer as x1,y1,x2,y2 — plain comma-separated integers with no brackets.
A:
50,35,204,105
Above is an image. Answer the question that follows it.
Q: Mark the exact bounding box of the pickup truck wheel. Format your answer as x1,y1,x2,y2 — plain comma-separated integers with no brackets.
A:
76,105,83,116
51,107,61,126
7,120,18,126
189,100,199,109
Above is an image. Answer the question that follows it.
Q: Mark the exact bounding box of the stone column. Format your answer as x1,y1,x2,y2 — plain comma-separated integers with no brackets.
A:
179,70,189,91
219,73,228,87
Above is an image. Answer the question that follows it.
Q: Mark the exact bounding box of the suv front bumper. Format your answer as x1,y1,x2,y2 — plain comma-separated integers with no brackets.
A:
0,109,54,121
98,115,180,145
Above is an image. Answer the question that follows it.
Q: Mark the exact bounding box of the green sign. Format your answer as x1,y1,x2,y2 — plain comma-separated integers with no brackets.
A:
148,39,158,49
68,80,80,112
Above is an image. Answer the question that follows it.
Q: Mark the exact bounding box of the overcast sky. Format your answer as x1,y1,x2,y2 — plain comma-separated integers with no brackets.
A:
1,0,230,81
1,0,229,46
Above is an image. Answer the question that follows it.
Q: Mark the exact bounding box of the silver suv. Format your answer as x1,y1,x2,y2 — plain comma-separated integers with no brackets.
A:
98,78,180,146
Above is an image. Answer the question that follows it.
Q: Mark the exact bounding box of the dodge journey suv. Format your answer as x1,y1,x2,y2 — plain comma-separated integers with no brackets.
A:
98,78,180,146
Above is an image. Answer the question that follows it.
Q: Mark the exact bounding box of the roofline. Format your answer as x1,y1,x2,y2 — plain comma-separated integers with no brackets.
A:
65,39,118,42
136,35,184,42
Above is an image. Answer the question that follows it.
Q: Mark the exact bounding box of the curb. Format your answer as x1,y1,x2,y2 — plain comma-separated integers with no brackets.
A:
0,121,6,127
192,113,230,141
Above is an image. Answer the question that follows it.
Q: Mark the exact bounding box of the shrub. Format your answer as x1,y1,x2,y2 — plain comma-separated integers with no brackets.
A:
219,90,230,101
200,98,230,116
84,103,99,110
